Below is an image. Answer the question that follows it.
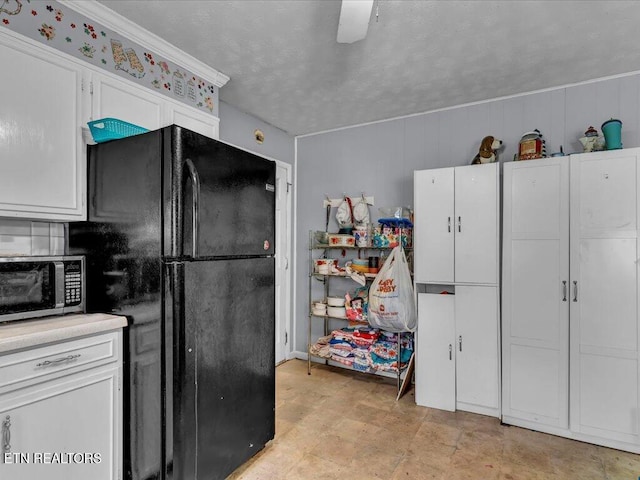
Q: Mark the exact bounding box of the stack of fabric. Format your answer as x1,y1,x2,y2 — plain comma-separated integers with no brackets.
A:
312,327,413,374
370,332,414,372
309,334,332,358
328,328,357,366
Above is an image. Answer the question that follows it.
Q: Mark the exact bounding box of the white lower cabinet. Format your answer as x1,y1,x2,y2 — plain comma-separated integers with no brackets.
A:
502,150,640,453
0,331,122,479
416,286,499,417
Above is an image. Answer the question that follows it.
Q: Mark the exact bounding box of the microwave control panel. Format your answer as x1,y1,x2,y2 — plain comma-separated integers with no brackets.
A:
64,260,83,306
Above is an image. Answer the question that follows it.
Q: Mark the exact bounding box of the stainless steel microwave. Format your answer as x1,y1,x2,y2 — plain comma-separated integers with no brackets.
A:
0,255,85,323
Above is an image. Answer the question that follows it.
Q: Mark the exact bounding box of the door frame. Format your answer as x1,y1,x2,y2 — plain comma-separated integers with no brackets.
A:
274,160,293,364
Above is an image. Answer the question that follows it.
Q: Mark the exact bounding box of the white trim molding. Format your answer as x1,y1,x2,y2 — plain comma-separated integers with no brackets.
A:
59,0,230,88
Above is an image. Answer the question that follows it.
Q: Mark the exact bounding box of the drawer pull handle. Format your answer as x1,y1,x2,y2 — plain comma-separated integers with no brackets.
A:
2,416,10,455
36,353,81,368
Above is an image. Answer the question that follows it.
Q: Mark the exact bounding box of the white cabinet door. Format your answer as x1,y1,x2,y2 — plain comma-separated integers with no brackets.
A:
454,163,498,284
414,163,498,284
413,168,455,283
416,287,498,415
455,286,499,412
570,151,640,445
90,72,163,131
415,293,456,411
0,34,84,220
0,370,119,480
166,101,219,139
502,158,569,428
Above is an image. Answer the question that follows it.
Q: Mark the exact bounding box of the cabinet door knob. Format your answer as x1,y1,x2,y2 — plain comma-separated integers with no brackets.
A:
448,216,451,233
449,344,452,360
562,281,567,302
573,281,578,302
2,416,10,455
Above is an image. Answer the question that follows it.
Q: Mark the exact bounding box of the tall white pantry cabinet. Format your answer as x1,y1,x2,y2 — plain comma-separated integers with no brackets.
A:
502,149,640,453
413,162,500,418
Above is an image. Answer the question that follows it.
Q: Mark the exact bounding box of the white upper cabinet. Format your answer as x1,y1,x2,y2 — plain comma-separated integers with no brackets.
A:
414,162,499,285
454,164,498,283
414,168,455,283
166,101,219,139
0,29,221,222
89,71,164,131
89,72,219,140
0,32,85,221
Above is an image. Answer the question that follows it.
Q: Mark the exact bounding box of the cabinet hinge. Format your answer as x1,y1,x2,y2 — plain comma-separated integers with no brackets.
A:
90,81,93,95
81,79,84,92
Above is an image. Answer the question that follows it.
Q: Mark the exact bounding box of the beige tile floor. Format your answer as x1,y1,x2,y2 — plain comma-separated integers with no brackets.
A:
228,359,640,480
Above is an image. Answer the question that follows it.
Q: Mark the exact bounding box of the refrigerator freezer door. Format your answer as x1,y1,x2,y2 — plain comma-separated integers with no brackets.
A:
170,126,276,258
170,257,275,479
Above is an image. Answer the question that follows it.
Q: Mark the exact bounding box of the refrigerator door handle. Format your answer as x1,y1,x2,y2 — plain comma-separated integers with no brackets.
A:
185,158,200,258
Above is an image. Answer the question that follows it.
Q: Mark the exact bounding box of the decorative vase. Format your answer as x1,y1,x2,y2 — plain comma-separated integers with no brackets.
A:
601,119,622,150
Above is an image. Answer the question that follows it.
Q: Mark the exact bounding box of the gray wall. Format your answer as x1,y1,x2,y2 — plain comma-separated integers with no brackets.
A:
295,72,640,353
219,101,294,165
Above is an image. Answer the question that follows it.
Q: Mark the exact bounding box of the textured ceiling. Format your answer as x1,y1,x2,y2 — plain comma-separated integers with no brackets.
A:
97,0,640,136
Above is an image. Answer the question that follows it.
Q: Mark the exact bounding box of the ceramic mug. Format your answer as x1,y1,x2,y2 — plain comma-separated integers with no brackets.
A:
354,227,368,247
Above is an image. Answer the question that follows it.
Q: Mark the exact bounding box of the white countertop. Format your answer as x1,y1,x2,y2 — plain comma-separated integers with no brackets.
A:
0,313,128,354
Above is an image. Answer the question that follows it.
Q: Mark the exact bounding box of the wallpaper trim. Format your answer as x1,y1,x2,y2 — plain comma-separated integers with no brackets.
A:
1,0,222,117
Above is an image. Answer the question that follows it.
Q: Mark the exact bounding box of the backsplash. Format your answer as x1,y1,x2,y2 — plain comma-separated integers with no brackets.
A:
0,219,64,256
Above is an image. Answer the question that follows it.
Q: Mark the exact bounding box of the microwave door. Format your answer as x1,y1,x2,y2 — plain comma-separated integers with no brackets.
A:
0,262,55,317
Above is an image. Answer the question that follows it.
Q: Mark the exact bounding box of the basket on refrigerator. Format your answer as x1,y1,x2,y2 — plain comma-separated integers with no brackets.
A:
87,118,149,143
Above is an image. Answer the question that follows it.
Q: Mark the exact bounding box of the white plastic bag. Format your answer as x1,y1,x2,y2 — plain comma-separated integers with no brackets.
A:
368,246,417,332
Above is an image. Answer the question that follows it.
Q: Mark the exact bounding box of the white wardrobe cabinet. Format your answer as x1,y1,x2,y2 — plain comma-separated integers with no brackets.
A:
414,163,498,285
502,149,640,453
502,158,569,429
414,162,500,418
570,150,640,448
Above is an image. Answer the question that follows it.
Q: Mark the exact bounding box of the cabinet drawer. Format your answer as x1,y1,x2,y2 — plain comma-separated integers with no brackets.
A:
0,332,120,390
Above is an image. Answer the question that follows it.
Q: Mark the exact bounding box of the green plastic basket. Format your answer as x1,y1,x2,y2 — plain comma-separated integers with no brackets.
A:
87,118,149,143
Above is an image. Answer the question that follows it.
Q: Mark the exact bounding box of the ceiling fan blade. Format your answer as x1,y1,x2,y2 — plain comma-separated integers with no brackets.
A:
336,0,374,44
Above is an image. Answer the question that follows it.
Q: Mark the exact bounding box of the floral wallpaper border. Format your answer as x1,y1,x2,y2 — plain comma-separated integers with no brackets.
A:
0,0,218,116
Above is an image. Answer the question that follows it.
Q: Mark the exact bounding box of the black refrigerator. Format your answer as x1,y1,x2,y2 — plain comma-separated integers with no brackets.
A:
68,125,276,480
